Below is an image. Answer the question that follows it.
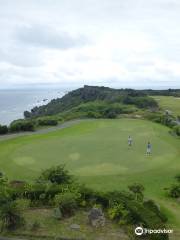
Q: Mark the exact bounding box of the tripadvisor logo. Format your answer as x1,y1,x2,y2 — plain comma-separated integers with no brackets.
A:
135,227,173,236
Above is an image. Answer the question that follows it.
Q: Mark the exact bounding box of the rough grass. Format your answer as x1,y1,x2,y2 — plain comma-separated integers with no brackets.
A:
9,208,128,240
152,95,180,116
0,119,180,231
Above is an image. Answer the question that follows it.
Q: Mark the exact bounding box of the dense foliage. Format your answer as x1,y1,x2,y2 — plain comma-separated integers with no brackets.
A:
0,165,169,239
37,117,58,126
173,125,180,136
0,125,8,135
24,85,158,118
38,165,73,184
1,86,180,136
144,111,180,130
168,174,180,198
9,120,35,132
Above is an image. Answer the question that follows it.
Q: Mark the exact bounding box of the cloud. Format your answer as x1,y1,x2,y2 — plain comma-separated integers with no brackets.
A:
0,46,43,68
17,25,88,50
0,0,180,89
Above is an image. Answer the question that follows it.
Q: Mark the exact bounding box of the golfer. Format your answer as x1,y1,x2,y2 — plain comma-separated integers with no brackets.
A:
128,136,133,147
146,141,152,155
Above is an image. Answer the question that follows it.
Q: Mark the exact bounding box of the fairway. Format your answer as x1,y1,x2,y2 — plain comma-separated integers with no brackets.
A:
0,119,180,228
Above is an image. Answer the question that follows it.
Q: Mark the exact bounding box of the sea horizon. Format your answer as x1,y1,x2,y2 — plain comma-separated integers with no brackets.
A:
0,88,69,125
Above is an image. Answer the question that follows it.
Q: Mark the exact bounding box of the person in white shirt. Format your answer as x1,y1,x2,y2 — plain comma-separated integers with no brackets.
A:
128,136,133,147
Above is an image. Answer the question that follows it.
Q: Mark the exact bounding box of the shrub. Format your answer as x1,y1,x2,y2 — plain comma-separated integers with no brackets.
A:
175,174,180,182
37,118,58,126
108,203,129,224
169,184,180,198
78,186,109,208
0,125,8,135
14,198,30,211
0,172,8,185
0,201,25,231
87,111,102,118
143,200,167,223
173,125,180,136
9,120,35,132
168,174,180,198
38,165,72,184
54,192,78,217
123,96,158,109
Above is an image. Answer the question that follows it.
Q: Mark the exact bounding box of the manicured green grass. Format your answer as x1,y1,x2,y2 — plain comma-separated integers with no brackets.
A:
0,119,180,229
152,95,180,117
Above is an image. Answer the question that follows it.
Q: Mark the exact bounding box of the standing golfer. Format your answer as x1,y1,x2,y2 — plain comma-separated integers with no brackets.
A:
146,141,152,155
128,136,133,147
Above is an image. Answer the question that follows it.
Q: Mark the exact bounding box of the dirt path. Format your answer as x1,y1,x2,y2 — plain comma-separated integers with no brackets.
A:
0,119,91,142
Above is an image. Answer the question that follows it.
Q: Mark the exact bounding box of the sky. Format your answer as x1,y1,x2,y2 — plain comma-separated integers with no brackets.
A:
0,0,180,89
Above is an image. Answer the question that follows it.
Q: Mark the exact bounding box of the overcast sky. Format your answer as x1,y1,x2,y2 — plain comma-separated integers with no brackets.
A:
0,0,180,89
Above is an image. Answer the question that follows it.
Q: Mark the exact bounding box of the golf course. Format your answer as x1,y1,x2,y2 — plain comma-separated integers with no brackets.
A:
0,118,180,232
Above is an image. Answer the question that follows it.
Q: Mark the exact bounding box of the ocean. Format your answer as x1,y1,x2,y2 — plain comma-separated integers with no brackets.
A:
0,88,67,125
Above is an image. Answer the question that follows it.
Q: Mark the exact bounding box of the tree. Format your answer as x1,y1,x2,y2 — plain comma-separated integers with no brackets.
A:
24,111,31,119
128,183,145,201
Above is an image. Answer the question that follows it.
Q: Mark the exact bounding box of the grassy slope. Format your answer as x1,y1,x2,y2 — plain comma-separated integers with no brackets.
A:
0,119,180,230
152,96,180,117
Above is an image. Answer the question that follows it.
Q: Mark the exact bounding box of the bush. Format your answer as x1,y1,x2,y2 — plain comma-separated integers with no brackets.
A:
54,192,78,217
104,109,118,118
173,125,180,136
0,172,8,185
161,115,176,128
168,174,180,198
14,198,30,211
38,165,72,184
37,118,58,126
9,120,35,132
175,174,180,182
73,101,135,119
169,184,180,198
0,125,8,135
0,201,25,231
87,111,102,118
123,96,158,109
108,203,129,224
134,97,158,109
143,200,167,223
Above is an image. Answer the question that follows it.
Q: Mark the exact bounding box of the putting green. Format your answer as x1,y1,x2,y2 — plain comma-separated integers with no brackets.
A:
0,119,180,228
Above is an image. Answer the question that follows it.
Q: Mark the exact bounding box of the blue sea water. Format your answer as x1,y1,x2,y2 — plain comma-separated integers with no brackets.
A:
0,89,66,125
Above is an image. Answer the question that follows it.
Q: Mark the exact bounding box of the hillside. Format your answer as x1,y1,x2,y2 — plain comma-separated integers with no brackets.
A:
24,85,158,118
